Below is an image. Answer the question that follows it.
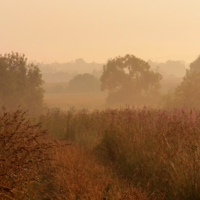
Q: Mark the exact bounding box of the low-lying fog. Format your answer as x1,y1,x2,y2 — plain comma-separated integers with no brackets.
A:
40,57,192,111
40,58,187,94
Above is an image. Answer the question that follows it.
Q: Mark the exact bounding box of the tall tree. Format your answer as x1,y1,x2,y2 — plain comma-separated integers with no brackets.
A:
100,54,162,105
190,55,200,73
173,55,200,108
0,52,44,113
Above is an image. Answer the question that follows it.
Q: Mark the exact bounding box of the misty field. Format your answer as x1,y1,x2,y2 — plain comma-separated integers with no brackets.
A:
1,106,200,199
44,92,107,111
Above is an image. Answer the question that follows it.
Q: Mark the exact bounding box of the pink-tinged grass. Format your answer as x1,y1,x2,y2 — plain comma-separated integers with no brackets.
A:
40,106,200,199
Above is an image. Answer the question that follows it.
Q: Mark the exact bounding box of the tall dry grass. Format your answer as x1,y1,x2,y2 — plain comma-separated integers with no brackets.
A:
94,107,200,199
0,107,149,199
51,143,149,200
40,106,200,199
2,106,200,199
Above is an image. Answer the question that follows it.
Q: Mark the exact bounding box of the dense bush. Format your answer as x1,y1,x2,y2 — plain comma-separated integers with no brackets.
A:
0,108,59,199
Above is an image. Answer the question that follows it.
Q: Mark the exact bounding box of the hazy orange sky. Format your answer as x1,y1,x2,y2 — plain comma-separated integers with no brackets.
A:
1,0,200,64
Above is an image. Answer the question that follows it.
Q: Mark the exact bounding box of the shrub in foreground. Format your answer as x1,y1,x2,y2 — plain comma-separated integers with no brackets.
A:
0,108,59,199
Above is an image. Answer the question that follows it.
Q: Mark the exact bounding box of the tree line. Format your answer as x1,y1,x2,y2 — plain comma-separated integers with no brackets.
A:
1,52,200,112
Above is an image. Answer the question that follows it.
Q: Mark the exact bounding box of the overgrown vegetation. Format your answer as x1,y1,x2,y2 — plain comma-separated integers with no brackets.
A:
38,106,200,199
2,104,200,199
0,107,150,199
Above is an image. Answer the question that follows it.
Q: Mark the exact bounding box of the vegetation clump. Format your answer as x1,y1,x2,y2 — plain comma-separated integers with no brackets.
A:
0,108,59,199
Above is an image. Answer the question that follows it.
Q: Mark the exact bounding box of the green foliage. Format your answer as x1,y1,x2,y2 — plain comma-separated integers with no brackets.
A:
100,54,162,105
0,52,44,113
67,73,101,93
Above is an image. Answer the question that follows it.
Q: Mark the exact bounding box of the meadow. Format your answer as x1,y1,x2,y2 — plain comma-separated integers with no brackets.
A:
1,103,200,199
44,92,108,111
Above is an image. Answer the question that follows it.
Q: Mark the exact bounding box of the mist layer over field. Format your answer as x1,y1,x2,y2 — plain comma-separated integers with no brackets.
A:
41,57,189,111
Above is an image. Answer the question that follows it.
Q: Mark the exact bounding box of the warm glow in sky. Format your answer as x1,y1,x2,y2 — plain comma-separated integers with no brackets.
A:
1,0,200,63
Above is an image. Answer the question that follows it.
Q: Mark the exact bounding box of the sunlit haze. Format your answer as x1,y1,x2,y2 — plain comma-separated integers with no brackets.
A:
1,0,200,63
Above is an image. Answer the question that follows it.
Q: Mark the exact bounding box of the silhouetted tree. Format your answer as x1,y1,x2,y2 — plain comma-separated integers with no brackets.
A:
172,56,200,108
0,52,44,113
67,73,100,93
100,54,162,105
190,55,200,73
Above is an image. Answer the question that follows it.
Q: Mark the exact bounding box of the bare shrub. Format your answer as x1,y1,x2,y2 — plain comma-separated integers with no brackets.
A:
0,107,59,199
